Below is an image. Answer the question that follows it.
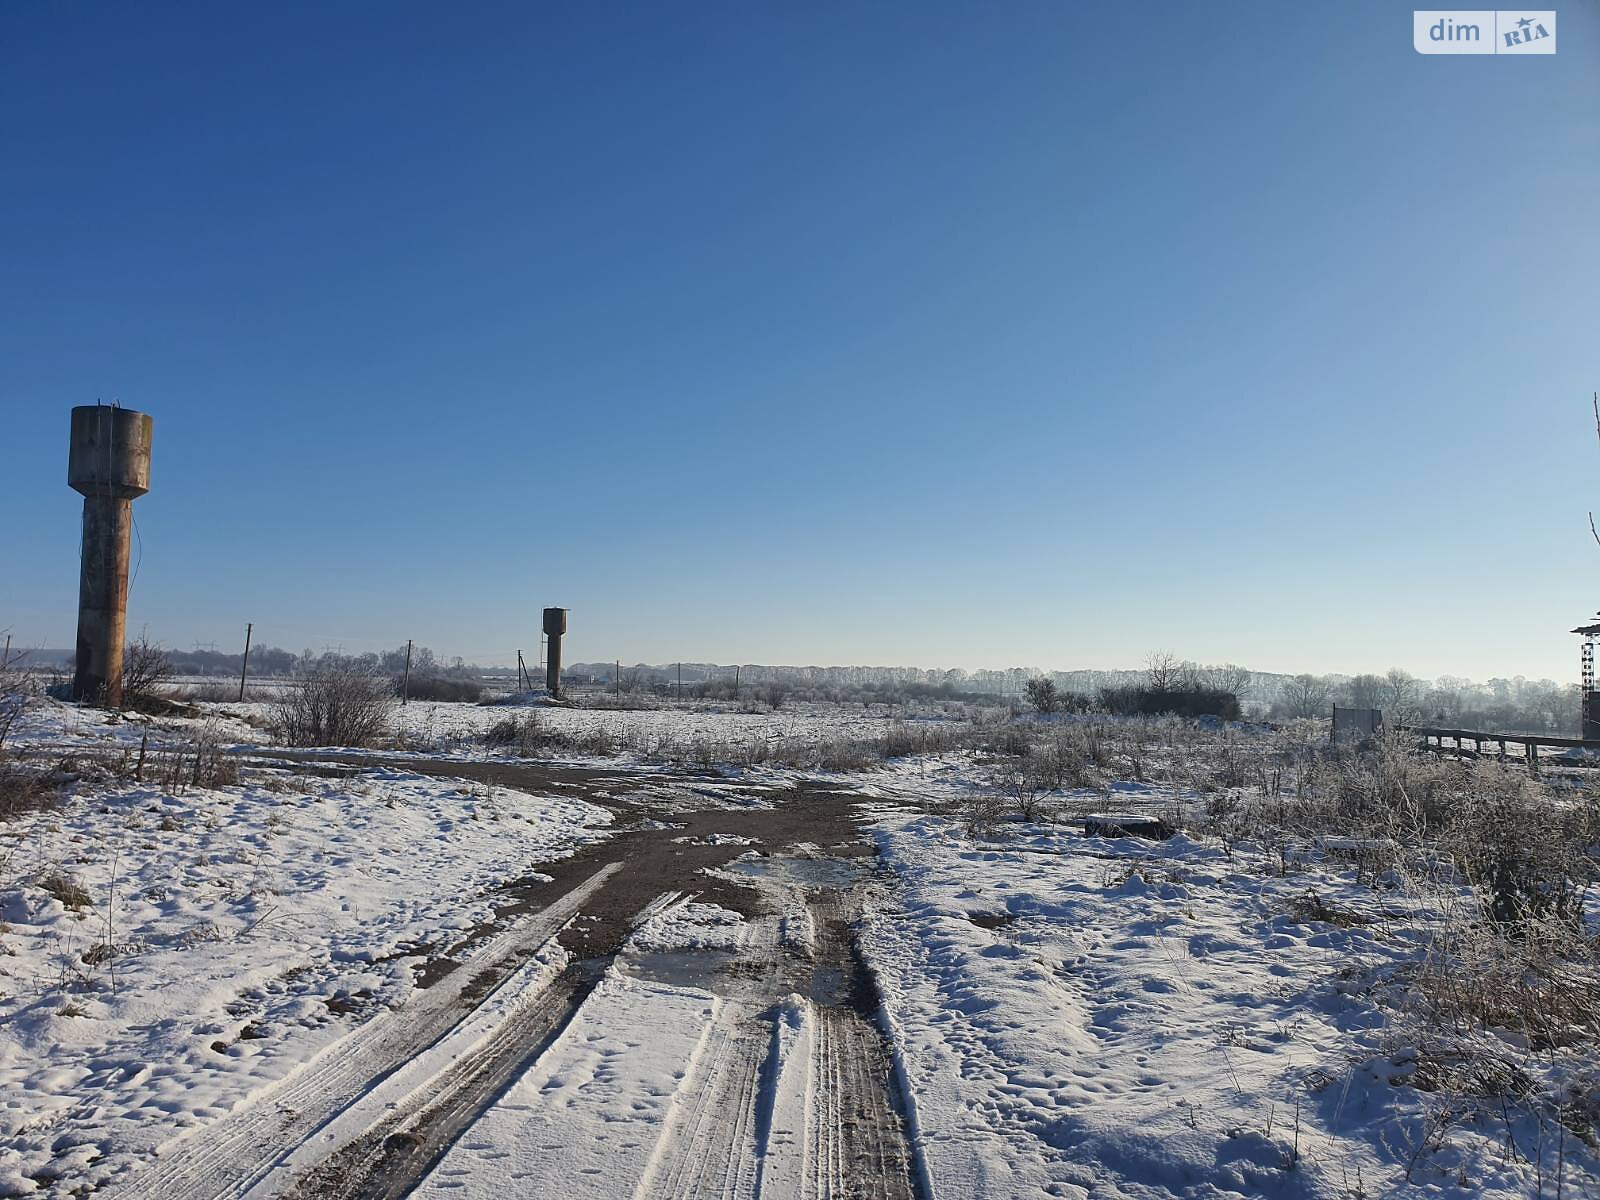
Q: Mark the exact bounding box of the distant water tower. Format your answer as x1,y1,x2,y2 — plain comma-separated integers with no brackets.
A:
543,607,568,697
68,405,153,706
1573,614,1600,739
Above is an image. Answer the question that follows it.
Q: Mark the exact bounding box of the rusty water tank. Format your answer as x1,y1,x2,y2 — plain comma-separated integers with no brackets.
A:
68,405,153,706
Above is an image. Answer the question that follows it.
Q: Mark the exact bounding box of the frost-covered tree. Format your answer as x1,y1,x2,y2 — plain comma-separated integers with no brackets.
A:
1279,673,1332,719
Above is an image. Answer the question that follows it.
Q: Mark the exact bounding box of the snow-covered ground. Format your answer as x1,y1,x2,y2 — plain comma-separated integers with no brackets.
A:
0,712,610,1196
5,692,955,761
212,695,969,758
861,810,1599,1199
3,695,1596,1199
5,694,262,756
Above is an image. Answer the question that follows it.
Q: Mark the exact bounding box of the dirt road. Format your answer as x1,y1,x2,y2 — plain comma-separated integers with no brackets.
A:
116,755,925,1200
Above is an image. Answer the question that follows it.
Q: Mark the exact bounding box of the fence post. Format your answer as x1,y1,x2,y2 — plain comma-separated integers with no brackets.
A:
237,623,253,702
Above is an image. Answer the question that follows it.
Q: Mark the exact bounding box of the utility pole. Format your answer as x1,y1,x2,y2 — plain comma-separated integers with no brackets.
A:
734,665,740,697
237,623,253,701
677,661,682,702
401,639,413,705
1,634,10,671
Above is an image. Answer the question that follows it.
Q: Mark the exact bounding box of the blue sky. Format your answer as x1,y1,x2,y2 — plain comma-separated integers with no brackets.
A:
2,2,1597,679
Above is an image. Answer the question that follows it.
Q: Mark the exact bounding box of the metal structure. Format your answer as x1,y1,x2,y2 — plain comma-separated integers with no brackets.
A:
1573,615,1600,739
1331,705,1383,744
68,404,153,706
543,607,568,697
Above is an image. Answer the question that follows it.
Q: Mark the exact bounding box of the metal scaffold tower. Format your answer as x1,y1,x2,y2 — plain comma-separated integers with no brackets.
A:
1573,614,1600,739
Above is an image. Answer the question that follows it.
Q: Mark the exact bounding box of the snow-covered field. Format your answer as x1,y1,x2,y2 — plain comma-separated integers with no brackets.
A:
6,693,961,762
862,811,1599,1199
0,709,610,1196
188,695,958,749
2,695,1596,1199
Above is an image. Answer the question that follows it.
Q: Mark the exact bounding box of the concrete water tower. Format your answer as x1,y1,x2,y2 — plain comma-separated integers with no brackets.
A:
68,405,153,706
543,607,567,697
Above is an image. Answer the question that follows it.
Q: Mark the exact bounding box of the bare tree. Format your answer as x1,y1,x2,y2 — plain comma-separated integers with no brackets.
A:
991,757,1052,824
122,636,174,706
1025,676,1060,714
0,652,36,751
1381,668,1421,721
1424,676,1471,723
1345,673,1385,709
1146,652,1185,695
1206,663,1253,701
1279,674,1332,719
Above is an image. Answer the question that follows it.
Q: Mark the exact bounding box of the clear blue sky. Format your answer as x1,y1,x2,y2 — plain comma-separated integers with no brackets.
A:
3,2,1596,680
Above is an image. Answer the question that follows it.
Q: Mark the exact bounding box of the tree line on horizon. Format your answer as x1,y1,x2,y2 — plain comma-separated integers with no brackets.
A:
4,642,1579,736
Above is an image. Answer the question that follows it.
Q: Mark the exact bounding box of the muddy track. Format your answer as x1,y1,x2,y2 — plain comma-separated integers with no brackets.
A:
794,911,921,1200
116,754,924,1200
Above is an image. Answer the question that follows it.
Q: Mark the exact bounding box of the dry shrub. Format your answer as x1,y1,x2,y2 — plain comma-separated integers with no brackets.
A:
1286,888,1373,927
0,692,30,753
962,790,1006,837
482,714,623,760
1440,766,1598,927
978,723,1034,759
401,677,482,703
0,765,59,820
881,721,969,759
147,719,239,790
815,739,876,772
1032,729,1102,790
484,712,547,757
987,757,1052,823
272,662,396,748
1404,914,1600,1051
166,680,245,703
582,692,661,711
122,636,174,706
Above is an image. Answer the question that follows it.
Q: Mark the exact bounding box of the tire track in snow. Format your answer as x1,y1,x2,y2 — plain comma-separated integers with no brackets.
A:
810,1008,918,1200
108,862,622,1200
632,1004,767,1200
278,963,593,1200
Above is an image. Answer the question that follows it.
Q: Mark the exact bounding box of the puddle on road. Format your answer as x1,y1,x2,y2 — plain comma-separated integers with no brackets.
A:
604,942,859,1009
610,948,741,989
718,854,867,890
805,963,849,1006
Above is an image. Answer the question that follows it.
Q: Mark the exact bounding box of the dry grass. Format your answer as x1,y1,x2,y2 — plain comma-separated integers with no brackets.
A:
39,873,92,912
143,720,239,790
0,764,60,821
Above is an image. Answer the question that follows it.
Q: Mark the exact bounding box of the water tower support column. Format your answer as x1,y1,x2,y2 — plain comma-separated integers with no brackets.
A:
543,607,568,698
68,406,153,707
